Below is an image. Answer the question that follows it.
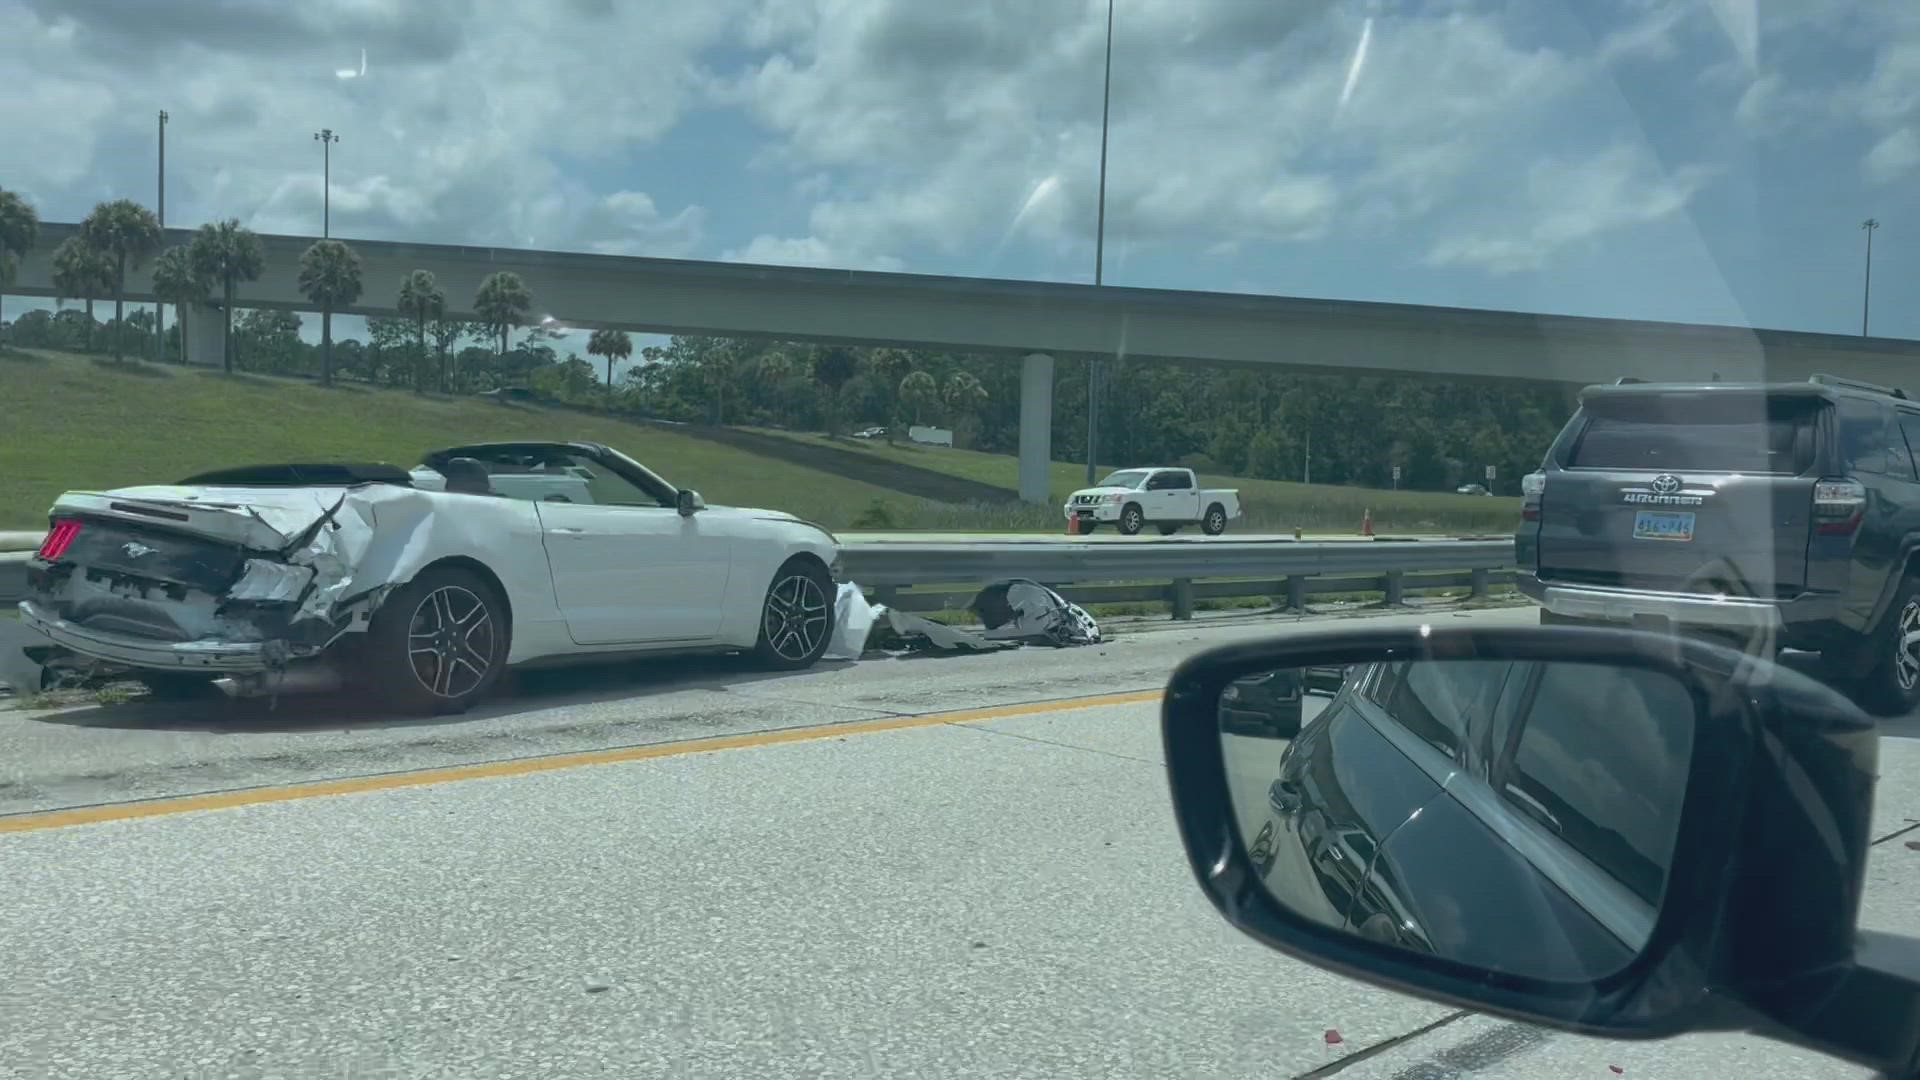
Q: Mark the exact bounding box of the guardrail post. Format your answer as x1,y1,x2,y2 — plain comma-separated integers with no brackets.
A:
1171,578,1194,621
1286,576,1306,611
1383,571,1405,608
1470,568,1489,599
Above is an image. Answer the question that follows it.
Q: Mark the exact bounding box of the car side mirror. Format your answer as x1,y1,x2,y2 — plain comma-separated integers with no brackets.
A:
676,488,706,517
1162,624,1920,1075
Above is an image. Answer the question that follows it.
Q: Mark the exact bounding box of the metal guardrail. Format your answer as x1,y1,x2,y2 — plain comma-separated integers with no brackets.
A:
839,538,1517,620
0,538,1519,619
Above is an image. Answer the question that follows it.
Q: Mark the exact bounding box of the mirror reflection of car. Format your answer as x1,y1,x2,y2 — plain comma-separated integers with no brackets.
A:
1217,669,1304,738
1166,624,1918,1076
1237,653,1687,982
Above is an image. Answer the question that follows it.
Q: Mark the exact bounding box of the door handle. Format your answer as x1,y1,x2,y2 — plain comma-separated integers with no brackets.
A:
549,527,585,535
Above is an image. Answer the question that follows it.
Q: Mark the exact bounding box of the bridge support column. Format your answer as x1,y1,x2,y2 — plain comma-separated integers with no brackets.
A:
185,304,225,369
1019,352,1054,505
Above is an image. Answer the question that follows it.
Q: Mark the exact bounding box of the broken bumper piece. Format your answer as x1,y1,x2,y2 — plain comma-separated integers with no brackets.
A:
18,599,284,673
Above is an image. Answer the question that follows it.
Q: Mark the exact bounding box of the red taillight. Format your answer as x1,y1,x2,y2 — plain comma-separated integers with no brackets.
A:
1813,479,1868,536
38,520,82,560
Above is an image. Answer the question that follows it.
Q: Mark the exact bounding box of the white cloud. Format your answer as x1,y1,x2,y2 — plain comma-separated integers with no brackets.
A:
0,0,749,254
580,192,708,259
723,234,904,271
716,1,1608,277
1426,144,1713,275
1866,129,1920,184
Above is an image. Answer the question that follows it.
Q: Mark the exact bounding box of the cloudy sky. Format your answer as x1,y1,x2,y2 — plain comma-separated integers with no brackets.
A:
6,0,1920,347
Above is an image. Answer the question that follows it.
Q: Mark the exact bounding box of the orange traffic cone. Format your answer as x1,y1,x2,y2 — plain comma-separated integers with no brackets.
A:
1361,509,1374,537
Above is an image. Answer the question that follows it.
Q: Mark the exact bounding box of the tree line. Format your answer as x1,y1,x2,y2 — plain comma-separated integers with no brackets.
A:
0,188,550,391
0,186,1571,493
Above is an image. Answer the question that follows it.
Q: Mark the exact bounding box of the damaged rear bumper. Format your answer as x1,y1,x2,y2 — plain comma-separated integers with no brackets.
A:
18,599,280,673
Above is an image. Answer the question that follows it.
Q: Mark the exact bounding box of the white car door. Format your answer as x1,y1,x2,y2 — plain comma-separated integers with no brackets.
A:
536,500,732,644
457,447,731,646
1146,471,1193,519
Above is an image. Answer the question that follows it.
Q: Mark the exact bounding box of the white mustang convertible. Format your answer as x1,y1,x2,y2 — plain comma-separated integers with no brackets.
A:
19,441,843,713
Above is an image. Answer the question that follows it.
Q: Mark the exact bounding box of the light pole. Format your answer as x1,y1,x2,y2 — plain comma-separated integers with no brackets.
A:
156,109,167,361
313,128,339,238
1085,0,1114,486
1861,218,1879,337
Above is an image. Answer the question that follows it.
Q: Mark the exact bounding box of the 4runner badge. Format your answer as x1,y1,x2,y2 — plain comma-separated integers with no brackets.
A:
1622,474,1707,506
121,542,155,558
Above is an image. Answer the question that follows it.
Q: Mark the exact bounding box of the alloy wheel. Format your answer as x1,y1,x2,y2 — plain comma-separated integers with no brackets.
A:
764,572,830,662
407,585,496,698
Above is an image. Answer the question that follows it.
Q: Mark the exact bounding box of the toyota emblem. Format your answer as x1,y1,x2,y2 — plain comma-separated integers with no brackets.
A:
1650,474,1682,494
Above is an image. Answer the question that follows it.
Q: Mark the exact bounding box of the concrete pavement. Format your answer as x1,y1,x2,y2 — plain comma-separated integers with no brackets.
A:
0,607,1914,1078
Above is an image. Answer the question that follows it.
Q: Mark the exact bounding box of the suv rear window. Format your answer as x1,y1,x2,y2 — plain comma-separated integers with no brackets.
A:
1566,395,1820,474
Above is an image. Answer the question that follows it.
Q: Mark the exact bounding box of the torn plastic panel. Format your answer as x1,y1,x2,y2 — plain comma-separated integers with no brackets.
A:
846,578,1103,655
972,579,1103,647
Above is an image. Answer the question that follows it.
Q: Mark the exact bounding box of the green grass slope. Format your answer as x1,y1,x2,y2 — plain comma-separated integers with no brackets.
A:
0,350,932,531
751,429,1525,535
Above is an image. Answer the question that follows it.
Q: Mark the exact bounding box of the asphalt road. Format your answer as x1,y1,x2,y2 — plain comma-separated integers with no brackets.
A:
2,606,1917,1078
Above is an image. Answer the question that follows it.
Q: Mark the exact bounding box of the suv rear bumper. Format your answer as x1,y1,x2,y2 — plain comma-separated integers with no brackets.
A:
1517,574,1840,631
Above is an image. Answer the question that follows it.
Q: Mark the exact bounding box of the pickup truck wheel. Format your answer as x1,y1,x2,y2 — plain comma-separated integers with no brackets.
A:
753,558,835,671
1847,577,1920,716
1157,523,1181,536
1201,503,1228,536
1118,504,1145,536
364,566,509,716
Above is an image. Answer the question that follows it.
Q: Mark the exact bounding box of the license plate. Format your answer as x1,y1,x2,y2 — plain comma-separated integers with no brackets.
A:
1632,510,1695,542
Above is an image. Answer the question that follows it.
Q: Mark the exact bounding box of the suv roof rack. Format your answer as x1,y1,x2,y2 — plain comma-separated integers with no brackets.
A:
1809,373,1909,400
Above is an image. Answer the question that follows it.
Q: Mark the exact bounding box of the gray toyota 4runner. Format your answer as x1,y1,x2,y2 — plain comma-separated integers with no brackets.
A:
1516,374,1920,715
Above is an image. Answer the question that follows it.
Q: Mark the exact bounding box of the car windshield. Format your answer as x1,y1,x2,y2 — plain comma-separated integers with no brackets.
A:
3,2,1912,1076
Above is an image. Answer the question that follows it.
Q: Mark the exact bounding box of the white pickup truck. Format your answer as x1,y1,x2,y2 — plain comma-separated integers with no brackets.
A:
1064,467,1242,536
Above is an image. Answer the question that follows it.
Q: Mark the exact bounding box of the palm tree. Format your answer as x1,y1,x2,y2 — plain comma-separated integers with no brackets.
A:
586,328,633,399
943,370,989,448
430,315,467,392
899,370,939,424
79,199,163,361
298,240,363,386
50,236,114,352
396,270,444,393
473,271,532,361
188,219,264,373
0,188,40,345
150,245,208,364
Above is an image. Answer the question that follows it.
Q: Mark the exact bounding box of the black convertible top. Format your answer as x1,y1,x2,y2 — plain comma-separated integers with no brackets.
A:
177,462,416,487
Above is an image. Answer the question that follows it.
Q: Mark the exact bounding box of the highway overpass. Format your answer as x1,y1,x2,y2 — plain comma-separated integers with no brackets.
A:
14,220,1920,502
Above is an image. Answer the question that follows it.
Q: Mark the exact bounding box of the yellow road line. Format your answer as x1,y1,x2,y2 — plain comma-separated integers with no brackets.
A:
0,689,1165,835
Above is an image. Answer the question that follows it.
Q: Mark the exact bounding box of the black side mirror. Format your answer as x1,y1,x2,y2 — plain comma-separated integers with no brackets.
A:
675,488,706,517
1162,624,1920,1075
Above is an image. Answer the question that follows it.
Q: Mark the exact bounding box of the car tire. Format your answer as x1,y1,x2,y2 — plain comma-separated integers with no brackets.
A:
752,557,835,671
136,671,221,700
1201,504,1228,536
1157,523,1181,536
1118,504,1145,536
362,565,509,715
1847,576,1920,717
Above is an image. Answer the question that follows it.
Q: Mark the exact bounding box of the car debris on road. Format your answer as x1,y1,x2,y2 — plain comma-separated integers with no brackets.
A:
836,578,1103,657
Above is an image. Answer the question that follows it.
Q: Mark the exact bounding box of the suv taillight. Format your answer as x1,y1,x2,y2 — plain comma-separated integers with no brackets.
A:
1813,479,1868,536
1520,471,1546,522
37,520,82,560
